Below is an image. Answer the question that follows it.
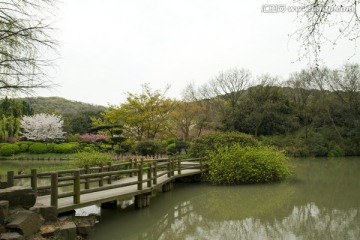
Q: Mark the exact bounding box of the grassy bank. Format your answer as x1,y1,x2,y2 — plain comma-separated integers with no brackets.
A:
0,153,78,161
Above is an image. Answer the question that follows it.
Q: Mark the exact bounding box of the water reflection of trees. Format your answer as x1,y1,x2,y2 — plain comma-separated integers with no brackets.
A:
93,201,360,240
157,203,360,240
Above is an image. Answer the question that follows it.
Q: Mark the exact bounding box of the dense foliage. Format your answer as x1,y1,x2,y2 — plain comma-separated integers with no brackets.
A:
189,132,259,158
184,64,360,157
206,144,292,184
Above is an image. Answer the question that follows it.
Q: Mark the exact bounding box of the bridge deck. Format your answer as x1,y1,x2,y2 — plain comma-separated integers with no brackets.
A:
36,169,203,213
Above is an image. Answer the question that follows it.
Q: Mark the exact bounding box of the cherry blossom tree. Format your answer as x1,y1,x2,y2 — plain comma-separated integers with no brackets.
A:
20,113,65,141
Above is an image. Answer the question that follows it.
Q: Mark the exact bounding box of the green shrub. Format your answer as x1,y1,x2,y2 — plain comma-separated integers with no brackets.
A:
53,142,80,154
117,139,136,154
135,140,165,156
46,143,57,153
206,144,292,184
81,144,100,152
73,151,113,167
328,145,345,157
18,143,29,153
0,143,20,156
189,132,259,158
16,141,35,152
29,143,48,154
166,139,188,155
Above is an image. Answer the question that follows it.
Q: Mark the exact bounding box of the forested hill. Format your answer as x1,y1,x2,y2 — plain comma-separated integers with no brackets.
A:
20,97,106,115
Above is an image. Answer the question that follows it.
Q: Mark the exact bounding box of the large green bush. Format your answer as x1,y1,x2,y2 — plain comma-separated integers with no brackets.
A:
0,143,20,156
189,132,259,158
206,144,292,184
53,142,80,154
29,143,48,154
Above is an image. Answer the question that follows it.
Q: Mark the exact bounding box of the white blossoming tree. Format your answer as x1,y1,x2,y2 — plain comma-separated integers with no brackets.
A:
20,113,66,142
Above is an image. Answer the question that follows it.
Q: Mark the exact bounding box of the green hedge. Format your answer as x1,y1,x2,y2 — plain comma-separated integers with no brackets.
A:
206,144,292,184
0,142,82,155
45,143,56,153
16,141,35,153
29,143,48,154
53,142,80,154
0,143,20,156
189,132,259,158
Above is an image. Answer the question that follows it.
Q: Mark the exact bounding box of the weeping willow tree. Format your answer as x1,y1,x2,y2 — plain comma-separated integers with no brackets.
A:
0,0,57,95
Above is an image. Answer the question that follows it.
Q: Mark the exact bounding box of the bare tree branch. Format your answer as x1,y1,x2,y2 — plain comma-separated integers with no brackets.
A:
292,0,360,66
0,0,57,96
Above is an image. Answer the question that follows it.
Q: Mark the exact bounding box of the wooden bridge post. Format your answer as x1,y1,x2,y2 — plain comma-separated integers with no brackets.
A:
200,158,203,171
99,165,104,187
129,159,133,177
74,170,80,204
152,162,157,185
167,159,171,177
137,164,143,190
147,166,152,188
85,165,90,189
31,169,37,196
134,159,138,176
177,158,181,175
7,171,14,187
171,159,175,177
107,162,112,184
50,172,58,208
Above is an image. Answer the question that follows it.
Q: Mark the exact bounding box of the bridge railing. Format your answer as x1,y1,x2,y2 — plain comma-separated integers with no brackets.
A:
4,157,205,207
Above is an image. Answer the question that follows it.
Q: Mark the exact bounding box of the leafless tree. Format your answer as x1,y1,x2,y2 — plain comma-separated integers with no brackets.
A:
328,63,360,116
199,67,252,130
0,0,57,96
292,0,360,65
207,67,252,109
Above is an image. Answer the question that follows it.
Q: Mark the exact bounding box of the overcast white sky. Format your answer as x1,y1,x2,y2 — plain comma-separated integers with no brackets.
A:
37,0,360,106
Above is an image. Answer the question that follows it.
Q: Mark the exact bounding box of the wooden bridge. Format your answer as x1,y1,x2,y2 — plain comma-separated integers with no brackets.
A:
3,158,206,213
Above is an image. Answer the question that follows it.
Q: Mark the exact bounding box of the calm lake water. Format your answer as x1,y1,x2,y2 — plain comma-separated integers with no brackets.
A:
1,158,359,239
88,157,360,240
0,159,71,176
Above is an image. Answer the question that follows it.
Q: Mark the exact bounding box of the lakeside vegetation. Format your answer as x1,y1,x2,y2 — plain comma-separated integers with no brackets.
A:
0,64,359,184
